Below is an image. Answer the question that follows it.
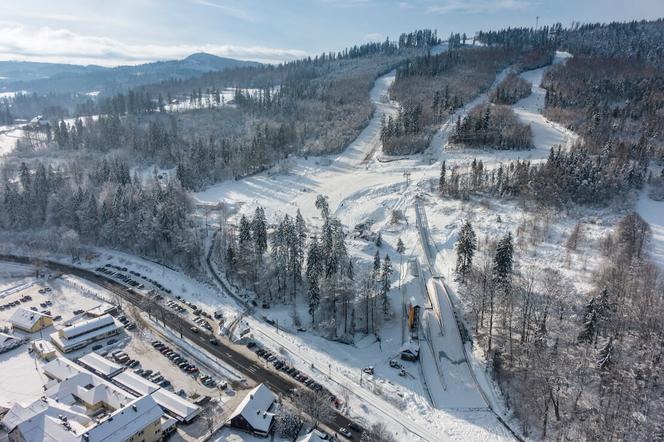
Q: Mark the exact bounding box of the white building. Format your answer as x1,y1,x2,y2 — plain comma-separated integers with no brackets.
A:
50,314,122,353
112,369,201,423
2,357,164,442
78,352,124,378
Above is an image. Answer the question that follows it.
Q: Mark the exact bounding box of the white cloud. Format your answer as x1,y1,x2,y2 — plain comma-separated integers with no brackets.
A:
427,0,537,14
365,33,384,42
190,0,258,23
0,26,307,66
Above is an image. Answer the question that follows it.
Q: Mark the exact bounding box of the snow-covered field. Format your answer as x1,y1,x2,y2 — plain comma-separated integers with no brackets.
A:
192,54,590,441
0,127,24,156
0,345,48,407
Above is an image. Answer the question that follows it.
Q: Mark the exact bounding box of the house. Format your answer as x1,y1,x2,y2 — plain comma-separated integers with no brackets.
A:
50,314,123,353
31,339,56,361
228,383,276,437
400,341,420,361
150,388,201,423
9,308,53,333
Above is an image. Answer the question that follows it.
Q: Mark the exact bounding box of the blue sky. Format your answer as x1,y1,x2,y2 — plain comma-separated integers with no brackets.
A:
1,0,663,66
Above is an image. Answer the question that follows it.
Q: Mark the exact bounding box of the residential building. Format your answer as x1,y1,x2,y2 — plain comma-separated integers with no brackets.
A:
228,383,276,437
9,308,53,333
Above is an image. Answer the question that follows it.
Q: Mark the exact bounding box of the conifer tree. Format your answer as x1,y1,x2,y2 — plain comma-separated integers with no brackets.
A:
439,160,446,194
381,254,393,317
455,221,477,282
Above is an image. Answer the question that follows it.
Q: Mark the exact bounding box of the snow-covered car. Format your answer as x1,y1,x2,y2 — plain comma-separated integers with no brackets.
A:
339,427,352,438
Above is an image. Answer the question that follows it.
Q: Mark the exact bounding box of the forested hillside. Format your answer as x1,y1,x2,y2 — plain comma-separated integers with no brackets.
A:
448,20,664,441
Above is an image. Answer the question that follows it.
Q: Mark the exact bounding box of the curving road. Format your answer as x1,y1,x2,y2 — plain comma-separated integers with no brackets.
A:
0,254,364,440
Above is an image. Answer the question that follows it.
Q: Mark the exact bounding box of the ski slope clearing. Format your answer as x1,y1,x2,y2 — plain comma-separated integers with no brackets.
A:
194,53,592,440
511,51,577,157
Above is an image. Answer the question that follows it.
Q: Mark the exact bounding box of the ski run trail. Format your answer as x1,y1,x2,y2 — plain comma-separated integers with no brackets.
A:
196,52,578,441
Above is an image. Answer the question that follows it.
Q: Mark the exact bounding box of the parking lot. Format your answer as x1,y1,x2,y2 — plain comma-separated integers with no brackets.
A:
95,264,172,294
0,275,115,334
119,328,230,399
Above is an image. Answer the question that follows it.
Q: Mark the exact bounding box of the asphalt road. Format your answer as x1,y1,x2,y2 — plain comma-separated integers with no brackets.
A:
0,254,363,440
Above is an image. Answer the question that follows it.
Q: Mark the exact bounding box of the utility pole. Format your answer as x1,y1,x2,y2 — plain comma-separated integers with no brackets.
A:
403,171,411,187
536,16,540,31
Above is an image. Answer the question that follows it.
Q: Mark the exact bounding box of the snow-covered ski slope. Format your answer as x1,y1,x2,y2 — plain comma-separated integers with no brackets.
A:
196,52,579,441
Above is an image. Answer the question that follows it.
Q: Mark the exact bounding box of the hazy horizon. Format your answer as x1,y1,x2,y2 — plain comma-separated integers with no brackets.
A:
1,0,663,67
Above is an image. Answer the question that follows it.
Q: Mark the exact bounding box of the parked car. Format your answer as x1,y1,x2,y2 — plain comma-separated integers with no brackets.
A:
349,422,362,432
339,427,352,438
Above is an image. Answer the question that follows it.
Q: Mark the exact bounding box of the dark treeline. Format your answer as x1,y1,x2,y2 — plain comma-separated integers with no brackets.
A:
0,92,92,120
137,29,439,97
0,159,201,270
561,19,664,67
450,103,533,150
543,56,664,158
489,73,532,105
41,113,297,191
439,145,646,206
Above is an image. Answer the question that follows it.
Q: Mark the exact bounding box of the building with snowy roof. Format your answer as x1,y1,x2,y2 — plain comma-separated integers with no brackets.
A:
9,307,52,333
31,339,56,360
50,314,122,353
228,383,276,437
78,352,124,378
2,356,164,442
111,369,200,423
297,429,329,442
151,388,201,423
112,370,160,397
1,394,163,442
